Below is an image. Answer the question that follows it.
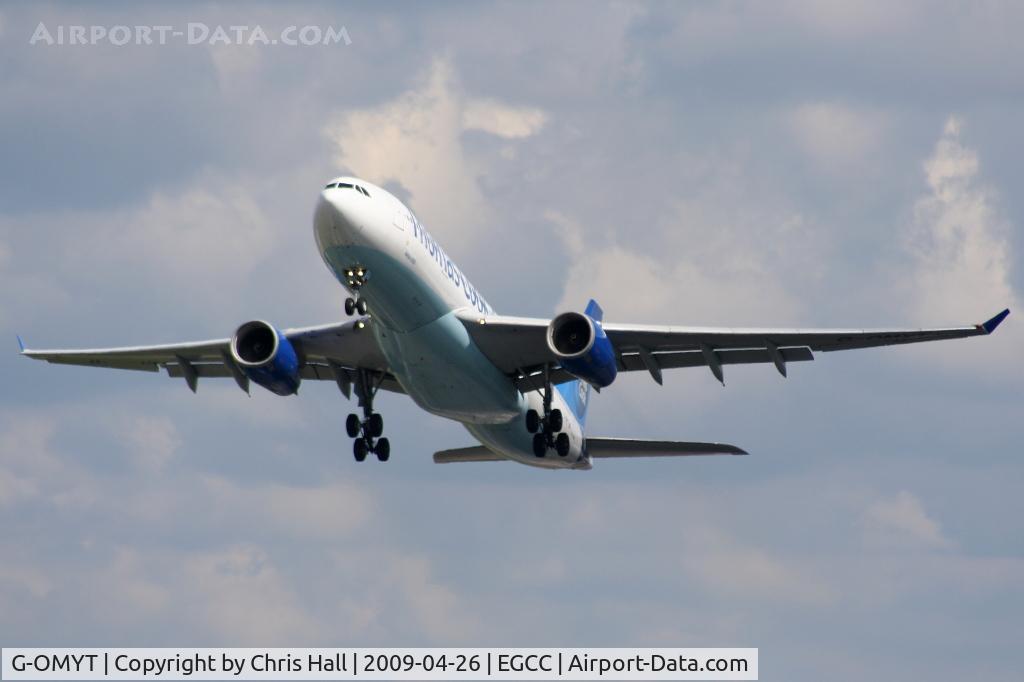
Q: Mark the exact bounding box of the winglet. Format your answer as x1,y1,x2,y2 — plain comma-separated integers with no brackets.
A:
16,335,25,353
980,308,1010,334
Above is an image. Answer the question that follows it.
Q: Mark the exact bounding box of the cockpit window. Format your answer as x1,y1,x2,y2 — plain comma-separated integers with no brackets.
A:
324,182,356,190
357,186,371,197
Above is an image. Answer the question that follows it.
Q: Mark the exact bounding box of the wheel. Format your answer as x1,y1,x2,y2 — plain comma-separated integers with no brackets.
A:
375,437,390,462
345,414,361,438
555,432,570,457
532,433,547,457
344,297,356,316
525,409,540,434
367,413,384,438
356,299,368,315
548,408,563,433
353,438,368,462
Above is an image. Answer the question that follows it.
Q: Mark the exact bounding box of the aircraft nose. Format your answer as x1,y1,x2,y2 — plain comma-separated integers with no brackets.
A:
317,187,360,233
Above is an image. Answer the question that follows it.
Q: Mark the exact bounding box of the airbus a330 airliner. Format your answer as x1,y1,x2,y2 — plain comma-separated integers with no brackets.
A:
21,177,1010,469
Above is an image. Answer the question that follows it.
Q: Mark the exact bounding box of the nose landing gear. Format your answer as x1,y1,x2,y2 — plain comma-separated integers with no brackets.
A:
347,368,390,462
342,266,370,316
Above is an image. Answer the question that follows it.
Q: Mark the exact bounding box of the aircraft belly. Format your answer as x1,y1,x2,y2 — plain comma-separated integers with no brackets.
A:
375,312,522,423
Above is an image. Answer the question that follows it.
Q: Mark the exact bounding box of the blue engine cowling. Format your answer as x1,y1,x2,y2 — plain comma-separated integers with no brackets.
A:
229,320,301,396
546,311,618,388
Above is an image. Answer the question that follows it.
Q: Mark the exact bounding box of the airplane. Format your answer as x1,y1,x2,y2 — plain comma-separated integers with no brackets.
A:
20,177,1010,470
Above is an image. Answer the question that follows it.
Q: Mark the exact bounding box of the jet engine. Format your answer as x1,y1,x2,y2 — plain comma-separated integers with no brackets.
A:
229,320,301,396
546,311,618,388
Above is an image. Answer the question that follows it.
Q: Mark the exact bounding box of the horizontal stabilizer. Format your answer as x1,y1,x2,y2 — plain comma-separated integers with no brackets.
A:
433,446,507,463
586,437,748,457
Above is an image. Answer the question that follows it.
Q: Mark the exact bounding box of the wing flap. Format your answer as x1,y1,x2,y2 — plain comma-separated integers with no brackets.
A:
512,346,813,390
586,437,748,457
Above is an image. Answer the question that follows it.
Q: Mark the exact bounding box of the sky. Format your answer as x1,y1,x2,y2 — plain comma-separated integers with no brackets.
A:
1,1,1022,679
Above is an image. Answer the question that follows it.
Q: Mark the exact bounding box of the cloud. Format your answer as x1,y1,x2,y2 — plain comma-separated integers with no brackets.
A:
898,117,1020,370
185,544,321,642
0,414,59,507
788,101,888,172
325,57,546,252
462,99,547,139
862,490,953,550
66,178,277,296
679,527,836,607
122,415,181,472
549,194,810,326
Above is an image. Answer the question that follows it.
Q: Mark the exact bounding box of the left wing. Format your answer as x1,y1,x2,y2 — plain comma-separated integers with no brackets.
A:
19,319,405,394
458,308,1010,386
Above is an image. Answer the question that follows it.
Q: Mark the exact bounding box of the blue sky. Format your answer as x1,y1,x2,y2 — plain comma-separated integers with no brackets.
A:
1,2,1022,680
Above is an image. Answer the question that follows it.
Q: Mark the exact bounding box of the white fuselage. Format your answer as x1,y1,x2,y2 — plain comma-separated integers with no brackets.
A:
313,177,589,470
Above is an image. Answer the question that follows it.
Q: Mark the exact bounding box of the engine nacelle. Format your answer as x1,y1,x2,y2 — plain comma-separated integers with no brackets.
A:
230,320,301,396
546,311,618,388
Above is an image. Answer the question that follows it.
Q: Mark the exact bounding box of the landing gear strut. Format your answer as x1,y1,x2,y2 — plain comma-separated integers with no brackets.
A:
343,266,370,317
348,368,390,462
526,364,569,458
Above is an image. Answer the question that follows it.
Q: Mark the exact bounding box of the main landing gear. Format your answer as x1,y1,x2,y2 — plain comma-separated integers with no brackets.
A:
346,368,390,462
525,364,571,458
342,266,369,317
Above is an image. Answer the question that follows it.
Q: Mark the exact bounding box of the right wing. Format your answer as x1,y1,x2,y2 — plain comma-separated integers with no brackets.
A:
459,308,1010,387
19,318,405,394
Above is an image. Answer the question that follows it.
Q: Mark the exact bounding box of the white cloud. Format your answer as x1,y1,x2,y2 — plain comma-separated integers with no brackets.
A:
326,57,546,253
899,117,1020,370
383,555,480,640
549,199,808,327
185,544,321,642
0,414,59,507
200,475,373,541
678,526,836,607
789,101,887,172
122,415,181,472
862,490,953,550
462,99,547,139
72,179,276,291
787,0,917,39
907,118,1017,316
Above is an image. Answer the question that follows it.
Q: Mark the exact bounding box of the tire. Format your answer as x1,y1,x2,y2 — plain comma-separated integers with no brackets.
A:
344,298,356,316
375,437,390,462
368,413,384,438
353,438,368,462
525,409,540,434
555,432,570,457
532,433,547,457
357,299,368,315
345,414,361,438
548,408,563,433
